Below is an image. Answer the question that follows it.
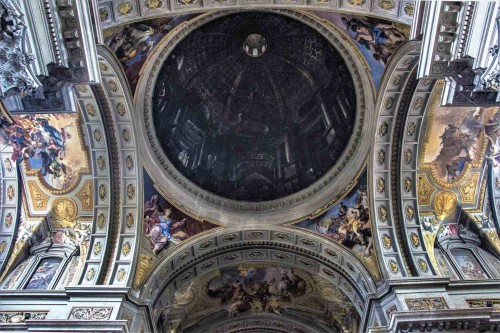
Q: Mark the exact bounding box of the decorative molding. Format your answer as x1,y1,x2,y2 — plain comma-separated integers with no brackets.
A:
0,311,48,323
98,0,413,30
68,307,112,320
405,297,448,311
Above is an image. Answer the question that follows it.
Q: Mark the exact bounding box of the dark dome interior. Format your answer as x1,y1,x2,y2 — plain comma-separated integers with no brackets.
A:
152,12,356,201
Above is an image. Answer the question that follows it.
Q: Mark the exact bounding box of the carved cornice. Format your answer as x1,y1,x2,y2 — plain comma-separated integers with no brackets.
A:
97,0,414,29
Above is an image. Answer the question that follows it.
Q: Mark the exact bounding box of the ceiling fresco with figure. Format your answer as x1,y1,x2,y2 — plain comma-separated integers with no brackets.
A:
133,168,219,289
0,113,90,191
417,80,500,278
291,168,380,281
308,11,409,89
103,15,199,92
151,12,357,201
159,263,359,333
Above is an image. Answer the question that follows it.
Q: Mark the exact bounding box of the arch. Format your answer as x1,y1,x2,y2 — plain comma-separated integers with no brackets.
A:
82,46,143,286
137,226,377,330
369,40,436,279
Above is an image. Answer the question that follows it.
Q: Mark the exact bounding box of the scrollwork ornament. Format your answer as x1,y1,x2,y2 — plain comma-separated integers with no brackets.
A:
127,184,135,199
126,155,134,170
86,268,96,281
116,268,127,282
417,259,429,273
0,240,7,254
68,307,112,320
404,177,412,193
377,177,385,194
93,241,102,256
404,148,413,165
410,232,420,248
382,234,391,249
378,205,388,222
376,149,385,165
406,122,416,136
122,242,131,256
388,259,399,273
379,121,389,136
97,156,106,171
4,212,13,228
126,213,134,229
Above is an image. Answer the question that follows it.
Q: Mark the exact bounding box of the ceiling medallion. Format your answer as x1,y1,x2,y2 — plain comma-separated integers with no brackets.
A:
138,10,374,223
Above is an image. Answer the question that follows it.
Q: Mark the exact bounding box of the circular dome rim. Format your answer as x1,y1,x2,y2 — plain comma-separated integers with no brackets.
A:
135,9,376,225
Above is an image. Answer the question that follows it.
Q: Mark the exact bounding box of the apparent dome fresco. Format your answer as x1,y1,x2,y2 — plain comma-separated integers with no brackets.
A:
152,12,357,201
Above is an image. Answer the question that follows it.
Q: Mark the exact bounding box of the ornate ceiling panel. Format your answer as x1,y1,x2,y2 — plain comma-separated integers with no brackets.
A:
96,0,415,29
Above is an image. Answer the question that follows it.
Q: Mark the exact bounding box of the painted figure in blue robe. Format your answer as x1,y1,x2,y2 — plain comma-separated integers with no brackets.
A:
146,208,173,255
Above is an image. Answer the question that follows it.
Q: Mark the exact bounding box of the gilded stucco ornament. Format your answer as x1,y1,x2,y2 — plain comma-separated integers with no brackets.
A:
382,234,391,249
377,177,385,194
76,180,93,211
403,177,413,193
86,103,96,117
4,212,13,228
459,172,479,203
0,240,7,254
116,102,126,116
405,205,415,221
93,129,102,143
378,205,388,222
403,3,414,16
126,213,134,229
4,158,12,171
28,181,49,211
117,3,133,15
417,259,429,273
97,156,106,171
404,148,413,165
108,80,119,92
388,260,399,273
125,155,134,170
93,241,103,256
145,0,164,10
122,242,131,256
116,268,127,282
86,268,96,281
410,232,420,248
6,185,14,200
433,191,457,220
379,121,389,136
377,149,385,165
127,184,135,199
418,174,436,205
98,184,106,200
97,213,106,230
50,198,78,229
378,0,395,10
122,128,131,143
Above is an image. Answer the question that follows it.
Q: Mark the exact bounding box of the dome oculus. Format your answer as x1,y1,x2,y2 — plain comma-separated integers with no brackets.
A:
152,12,357,202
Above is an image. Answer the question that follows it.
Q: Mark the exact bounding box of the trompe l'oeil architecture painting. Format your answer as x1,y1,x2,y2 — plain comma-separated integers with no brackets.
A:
0,1,500,332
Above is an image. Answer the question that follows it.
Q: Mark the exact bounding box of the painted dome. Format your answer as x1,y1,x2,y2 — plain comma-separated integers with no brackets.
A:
152,12,357,201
